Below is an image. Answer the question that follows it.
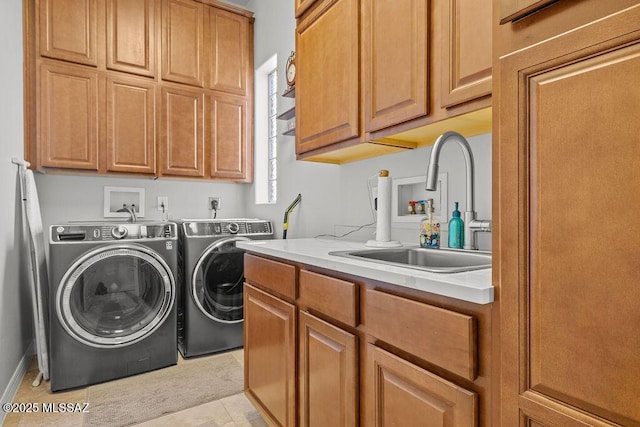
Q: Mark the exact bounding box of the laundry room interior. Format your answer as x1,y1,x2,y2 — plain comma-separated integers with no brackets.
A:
4,0,639,426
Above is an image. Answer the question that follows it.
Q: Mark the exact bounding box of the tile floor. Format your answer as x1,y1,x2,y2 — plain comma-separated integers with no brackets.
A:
3,349,268,427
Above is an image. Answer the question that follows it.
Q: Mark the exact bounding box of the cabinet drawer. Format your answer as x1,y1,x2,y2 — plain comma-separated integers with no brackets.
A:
364,288,477,380
244,254,297,299
298,270,358,327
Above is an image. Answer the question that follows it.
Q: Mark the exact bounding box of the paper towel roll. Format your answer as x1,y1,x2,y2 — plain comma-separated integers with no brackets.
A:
367,170,402,248
376,171,392,241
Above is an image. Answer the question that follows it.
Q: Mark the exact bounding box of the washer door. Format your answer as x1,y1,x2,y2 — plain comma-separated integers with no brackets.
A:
56,244,174,349
192,237,249,323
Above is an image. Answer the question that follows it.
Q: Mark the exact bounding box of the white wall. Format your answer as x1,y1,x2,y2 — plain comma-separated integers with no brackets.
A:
0,0,35,404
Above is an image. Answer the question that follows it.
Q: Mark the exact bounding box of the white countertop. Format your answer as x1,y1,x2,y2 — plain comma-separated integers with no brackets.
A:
237,238,494,305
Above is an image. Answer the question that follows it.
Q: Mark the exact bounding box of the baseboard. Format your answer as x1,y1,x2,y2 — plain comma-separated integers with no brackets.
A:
0,342,34,425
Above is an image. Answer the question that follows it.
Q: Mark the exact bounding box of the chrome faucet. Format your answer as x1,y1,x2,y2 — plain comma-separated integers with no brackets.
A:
117,204,137,223
425,131,491,250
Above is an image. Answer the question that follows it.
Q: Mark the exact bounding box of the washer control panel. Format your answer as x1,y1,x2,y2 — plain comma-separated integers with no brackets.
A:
183,219,273,238
50,222,177,243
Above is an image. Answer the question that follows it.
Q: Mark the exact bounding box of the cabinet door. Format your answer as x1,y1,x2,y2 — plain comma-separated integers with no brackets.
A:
106,75,156,174
39,0,97,66
207,7,250,96
364,344,477,427
208,93,251,181
160,85,205,177
440,0,491,108
363,0,428,133
39,62,99,170
161,0,204,87
498,6,640,426
296,0,360,154
299,311,357,427
244,284,297,427
106,0,156,77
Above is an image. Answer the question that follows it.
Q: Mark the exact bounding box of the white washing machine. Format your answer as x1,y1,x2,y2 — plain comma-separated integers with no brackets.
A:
177,219,273,358
48,222,178,391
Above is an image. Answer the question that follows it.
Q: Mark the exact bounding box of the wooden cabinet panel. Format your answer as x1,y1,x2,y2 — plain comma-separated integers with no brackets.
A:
160,85,205,176
363,0,428,133
244,284,297,427
497,5,640,426
207,7,249,95
499,0,557,23
296,0,360,154
208,92,250,180
244,253,297,300
106,0,156,77
161,0,204,87
39,62,99,170
39,0,97,66
365,344,477,427
440,0,491,108
299,311,357,427
106,75,156,174
298,270,358,327
365,288,477,380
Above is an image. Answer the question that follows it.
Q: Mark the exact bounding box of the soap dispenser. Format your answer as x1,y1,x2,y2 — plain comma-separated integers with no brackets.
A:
448,202,464,249
420,199,440,248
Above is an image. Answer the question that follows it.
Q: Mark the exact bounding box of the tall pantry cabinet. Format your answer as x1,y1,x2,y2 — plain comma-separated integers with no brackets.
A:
495,1,640,426
25,0,254,181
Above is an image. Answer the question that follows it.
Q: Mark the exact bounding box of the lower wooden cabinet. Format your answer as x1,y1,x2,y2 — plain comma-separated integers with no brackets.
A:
244,254,490,426
244,283,296,427
299,311,357,426
365,344,477,427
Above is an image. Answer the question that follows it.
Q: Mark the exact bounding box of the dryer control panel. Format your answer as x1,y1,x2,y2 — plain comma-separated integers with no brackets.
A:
50,222,178,243
182,219,273,238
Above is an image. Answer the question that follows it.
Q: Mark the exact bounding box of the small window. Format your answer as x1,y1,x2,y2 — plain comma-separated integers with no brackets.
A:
267,69,278,203
254,55,278,204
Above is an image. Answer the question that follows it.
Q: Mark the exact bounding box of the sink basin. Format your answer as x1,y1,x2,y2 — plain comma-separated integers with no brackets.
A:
329,247,491,273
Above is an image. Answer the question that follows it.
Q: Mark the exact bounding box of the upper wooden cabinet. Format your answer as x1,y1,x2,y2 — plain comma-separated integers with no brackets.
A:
496,3,640,426
363,0,429,133
27,0,254,181
107,0,156,77
296,0,360,155
207,7,251,95
160,84,205,177
38,0,98,66
440,0,492,108
38,61,99,170
161,0,204,87
294,0,493,164
106,74,156,174
208,92,251,181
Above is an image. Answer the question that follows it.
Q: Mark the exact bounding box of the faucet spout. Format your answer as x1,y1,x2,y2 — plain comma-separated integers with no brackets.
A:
426,131,475,212
425,131,490,250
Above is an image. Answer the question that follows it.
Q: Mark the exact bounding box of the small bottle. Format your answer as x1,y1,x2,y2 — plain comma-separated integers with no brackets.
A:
448,202,464,249
420,199,440,248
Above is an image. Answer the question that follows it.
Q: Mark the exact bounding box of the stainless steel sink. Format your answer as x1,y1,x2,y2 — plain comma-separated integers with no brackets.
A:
329,247,491,273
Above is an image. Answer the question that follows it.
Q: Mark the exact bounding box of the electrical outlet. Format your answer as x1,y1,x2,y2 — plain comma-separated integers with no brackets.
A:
157,196,168,212
208,197,221,211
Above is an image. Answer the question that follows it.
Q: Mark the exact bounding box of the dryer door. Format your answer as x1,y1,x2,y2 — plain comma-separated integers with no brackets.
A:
192,237,249,323
56,244,174,348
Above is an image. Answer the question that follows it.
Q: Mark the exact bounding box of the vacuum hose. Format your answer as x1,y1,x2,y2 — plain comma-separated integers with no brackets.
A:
283,193,302,239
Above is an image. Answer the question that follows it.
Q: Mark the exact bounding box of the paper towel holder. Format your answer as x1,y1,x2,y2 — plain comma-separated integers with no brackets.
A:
366,170,402,248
